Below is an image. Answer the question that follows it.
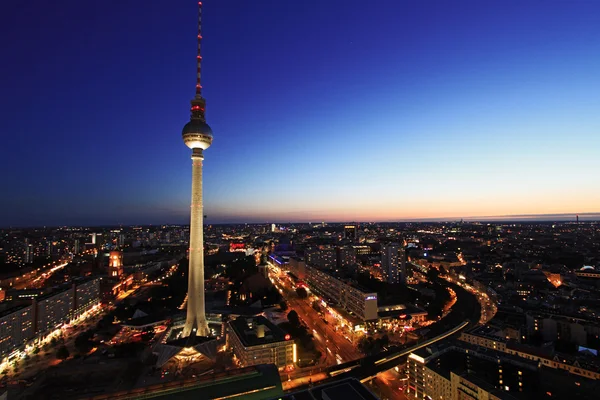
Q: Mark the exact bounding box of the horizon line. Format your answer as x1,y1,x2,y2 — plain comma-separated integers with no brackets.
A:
1,211,598,229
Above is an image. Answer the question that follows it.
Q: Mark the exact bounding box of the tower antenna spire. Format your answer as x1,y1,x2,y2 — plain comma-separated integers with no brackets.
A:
196,1,203,98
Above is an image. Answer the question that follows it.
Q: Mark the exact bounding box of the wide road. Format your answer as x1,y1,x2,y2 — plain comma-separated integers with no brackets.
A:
269,267,360,368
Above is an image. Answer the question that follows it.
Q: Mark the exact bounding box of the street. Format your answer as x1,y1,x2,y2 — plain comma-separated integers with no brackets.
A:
268,267,361,367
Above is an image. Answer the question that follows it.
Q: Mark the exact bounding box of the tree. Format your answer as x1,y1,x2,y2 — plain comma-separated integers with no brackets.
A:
380,334,390,348
426,267,439,282
287,310,300,328
312,300,321,313
279,301,288,311
296,287,308,299
75,331,94,354
56,345,70,360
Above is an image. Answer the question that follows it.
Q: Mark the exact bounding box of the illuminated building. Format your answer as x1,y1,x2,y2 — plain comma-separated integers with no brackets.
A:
305,264,378,321
0,304,34,360
73,278,101,320
108,250,123,277
34,278,102,336
227,316,295,369
353,245,372,256
459,328,600,380
181,0,212,338
0,278,100,360
343,224,358,241
381,243,399,284
337,246,356,268
407,340,599,400
74,239,80,254
25,243,33,264
229,242,246,252
305,247,337,269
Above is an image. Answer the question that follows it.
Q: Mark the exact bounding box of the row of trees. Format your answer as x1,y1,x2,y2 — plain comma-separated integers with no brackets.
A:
279,310,321,367
357,335,390,356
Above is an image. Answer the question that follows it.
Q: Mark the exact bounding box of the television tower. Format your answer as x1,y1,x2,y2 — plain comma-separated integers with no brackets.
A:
182,1,212,337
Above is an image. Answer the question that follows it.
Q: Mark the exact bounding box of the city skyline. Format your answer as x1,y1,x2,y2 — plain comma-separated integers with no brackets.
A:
2,0,600,227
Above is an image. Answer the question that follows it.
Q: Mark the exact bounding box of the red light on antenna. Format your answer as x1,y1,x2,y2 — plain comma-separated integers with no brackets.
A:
285,334,291,341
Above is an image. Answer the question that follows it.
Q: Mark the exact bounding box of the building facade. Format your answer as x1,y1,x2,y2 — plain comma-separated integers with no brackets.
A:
0,278,101,361
381,243,399,284
304,264,378,321
227,316,295,369
0,305,34,361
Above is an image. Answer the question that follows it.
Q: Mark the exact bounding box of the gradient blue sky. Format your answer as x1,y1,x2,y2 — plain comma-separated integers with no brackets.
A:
1,0,599,226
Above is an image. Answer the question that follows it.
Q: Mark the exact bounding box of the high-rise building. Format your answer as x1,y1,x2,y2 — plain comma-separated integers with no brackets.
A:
343,225,358,241
91,233,97,245
381,243,399,284
398,246,406,284
305,247,337,269
74,239,80,255
337,246,356,268
24,239,33,264
181,1,213,338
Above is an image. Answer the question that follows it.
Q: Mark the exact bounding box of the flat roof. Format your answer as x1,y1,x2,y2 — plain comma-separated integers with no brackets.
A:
229,315,288,347
83,364,282,400
281,377,378,400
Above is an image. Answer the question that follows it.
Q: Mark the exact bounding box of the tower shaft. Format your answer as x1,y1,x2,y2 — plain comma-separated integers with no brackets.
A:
183,148,209,337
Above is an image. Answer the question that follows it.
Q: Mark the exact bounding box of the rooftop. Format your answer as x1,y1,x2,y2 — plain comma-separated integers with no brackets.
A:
280,377,378,400
229,315,289,347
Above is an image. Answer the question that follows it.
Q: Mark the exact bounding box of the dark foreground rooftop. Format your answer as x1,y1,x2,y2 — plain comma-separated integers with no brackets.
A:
279,377,379,400
82,364,282,400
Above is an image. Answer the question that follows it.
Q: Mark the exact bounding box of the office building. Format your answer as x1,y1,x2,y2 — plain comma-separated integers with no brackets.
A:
25,244,33,264
0,278,101,360
305,264,378,321
408,342,535,400
227,316,295,369
381,243,399,284
305,247,337,269
408,340,600,400
338,246,357,269
344,225,358,241
0,305,34,360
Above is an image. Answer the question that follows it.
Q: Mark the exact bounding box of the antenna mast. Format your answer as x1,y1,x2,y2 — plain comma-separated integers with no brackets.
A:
196,1,203,98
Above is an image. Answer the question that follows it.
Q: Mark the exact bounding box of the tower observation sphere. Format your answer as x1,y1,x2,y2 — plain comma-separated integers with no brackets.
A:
182,118,213,150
